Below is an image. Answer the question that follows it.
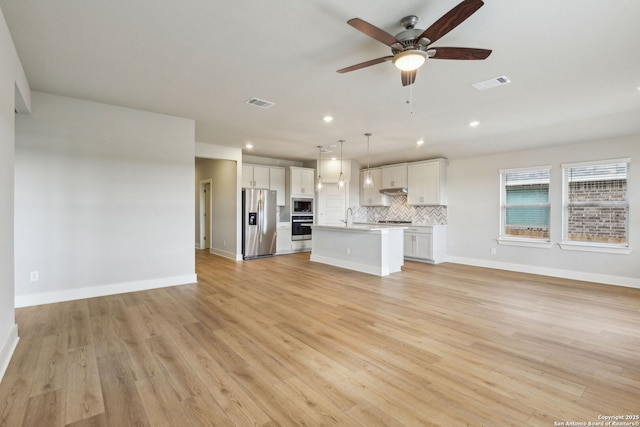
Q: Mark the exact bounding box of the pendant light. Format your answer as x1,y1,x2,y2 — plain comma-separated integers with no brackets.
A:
363,133,373,188
316,145,324,191
337,139,345,188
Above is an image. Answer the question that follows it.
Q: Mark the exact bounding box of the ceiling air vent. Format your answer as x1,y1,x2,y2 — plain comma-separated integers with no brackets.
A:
245,97,275,109
472,75,511,91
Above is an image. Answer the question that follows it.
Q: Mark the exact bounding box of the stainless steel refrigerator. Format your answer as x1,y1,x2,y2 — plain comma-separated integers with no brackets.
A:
242,188,277,259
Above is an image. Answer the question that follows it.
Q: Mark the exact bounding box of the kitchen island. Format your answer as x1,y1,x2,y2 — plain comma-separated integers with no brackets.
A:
310,224,406,276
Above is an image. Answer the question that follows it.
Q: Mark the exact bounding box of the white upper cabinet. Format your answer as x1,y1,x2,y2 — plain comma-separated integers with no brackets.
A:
359,168,390,206
290,166,315,196
407,159,447,205
243,164,286,205
242,164,270,188
381,164,408,188
269,167,285,206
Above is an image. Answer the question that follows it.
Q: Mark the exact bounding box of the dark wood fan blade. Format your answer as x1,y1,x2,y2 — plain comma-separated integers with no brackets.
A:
401,70,417,86
348,18,399,47
337,56,393,73
419,0,485,45
430,47,492,60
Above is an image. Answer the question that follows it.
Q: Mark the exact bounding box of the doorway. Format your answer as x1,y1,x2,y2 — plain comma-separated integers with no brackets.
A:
199,179,212,249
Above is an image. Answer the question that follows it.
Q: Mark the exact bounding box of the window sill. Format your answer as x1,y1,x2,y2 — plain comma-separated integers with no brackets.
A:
559,242,631,255
497,238,552,249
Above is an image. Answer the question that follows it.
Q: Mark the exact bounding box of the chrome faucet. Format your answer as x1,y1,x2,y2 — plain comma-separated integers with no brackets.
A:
346,207,353,227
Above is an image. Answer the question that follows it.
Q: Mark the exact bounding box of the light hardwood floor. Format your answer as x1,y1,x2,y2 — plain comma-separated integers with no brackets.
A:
1,251,639,426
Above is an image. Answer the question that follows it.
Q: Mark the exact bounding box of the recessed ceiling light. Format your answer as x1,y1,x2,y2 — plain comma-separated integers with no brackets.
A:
331,157,337,161
245,143,253,149
323,115,334,123
469,121,480,127
417,139,425,146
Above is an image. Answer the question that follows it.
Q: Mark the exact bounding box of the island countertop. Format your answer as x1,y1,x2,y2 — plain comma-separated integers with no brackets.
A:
310,224,408,232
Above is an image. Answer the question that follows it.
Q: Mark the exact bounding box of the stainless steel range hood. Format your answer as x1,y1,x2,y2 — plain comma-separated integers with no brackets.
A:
379,187,407,196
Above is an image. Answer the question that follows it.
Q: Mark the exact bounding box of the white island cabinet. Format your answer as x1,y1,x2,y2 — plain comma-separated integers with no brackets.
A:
310,224,406,276
404,225,447,264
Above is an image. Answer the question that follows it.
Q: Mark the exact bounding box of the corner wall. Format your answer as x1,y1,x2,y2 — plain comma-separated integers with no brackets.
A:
447,136,640,288
195,158,238,259
195,142,243,260
14,92,196,306
0,4,30,381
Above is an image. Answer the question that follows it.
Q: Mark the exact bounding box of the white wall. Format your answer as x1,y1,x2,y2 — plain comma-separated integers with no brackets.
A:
447,136,640,288
14,92,196,306
0,4,30,381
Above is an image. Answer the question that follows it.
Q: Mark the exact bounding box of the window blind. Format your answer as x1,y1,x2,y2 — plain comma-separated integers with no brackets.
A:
501,168,550,240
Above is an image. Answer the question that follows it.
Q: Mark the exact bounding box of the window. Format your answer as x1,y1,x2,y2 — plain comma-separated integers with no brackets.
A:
500,167,551,243
562,159,629,250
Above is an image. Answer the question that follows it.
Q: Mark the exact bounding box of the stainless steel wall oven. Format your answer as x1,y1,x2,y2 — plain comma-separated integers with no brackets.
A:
291,215,313,240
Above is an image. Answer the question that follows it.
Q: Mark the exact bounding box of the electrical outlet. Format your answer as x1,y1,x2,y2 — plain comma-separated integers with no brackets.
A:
223,239,226,245
346,248,351,255
490,248,497,255
30,271,39,282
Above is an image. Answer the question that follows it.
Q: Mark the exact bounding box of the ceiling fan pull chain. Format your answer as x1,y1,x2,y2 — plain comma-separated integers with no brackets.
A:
407,82,413,114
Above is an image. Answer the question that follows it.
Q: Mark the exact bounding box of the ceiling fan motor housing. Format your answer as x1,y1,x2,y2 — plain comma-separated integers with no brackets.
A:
392,26,431,55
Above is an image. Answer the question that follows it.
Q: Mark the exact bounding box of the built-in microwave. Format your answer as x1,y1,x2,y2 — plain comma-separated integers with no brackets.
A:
292,197,313,214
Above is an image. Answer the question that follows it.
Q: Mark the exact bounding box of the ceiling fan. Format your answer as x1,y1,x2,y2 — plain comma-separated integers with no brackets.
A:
337,0,492,86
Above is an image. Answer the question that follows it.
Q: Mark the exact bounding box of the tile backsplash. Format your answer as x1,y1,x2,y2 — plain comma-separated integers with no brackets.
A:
352,195,447,225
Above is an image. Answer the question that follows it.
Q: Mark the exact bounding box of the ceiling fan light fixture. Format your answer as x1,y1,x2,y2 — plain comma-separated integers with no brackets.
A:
393,50,427,71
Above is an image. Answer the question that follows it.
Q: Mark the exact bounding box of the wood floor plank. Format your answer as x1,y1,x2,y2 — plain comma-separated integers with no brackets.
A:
125,304,163,340
90,314,124,358
65,412,109,427
96,352,149,427
181,391,235,427
182,322,248,373
64,345,105,425
163,325,272,426
109,297,161,380
1,250,639,426
22,389,65,427
29,332,68,397
135,374,191,427
146,334,208,400
0,373,30,427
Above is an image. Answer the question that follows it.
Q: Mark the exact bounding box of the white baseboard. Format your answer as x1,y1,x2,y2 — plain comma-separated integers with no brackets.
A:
209,247,241,261
310,254,394,277
446,256,640,289
0,324,19,382
14,274,198,308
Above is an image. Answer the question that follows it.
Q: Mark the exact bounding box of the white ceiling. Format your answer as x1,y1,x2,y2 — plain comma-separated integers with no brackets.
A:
2,0,639,166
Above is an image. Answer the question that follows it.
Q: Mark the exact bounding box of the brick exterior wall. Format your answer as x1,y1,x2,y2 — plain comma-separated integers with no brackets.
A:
567,179,627,243
504,226,549,239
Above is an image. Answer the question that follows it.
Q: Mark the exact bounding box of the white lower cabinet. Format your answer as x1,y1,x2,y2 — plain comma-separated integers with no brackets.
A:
290,239,312,252
276,222,311,254
276,222,292,254
403,225,447,264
